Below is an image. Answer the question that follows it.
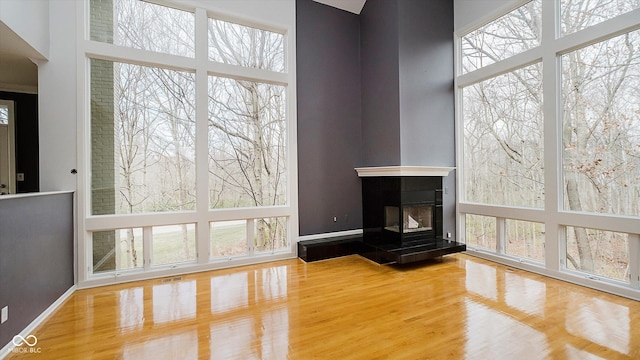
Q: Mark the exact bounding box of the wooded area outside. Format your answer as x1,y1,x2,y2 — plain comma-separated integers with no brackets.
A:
461,0,639,283
89,0,290,273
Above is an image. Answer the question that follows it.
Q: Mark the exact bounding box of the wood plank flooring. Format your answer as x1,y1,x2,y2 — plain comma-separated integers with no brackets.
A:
5,254,640,359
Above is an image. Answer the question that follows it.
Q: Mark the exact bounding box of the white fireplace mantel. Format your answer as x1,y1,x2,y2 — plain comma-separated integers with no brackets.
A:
354,166,455,177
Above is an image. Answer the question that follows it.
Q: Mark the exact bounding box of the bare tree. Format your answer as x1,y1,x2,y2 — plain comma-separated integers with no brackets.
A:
208,20,287,251
462,0,639,275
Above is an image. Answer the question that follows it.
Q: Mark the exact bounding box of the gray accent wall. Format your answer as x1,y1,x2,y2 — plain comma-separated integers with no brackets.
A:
398,0,455,167
296,0,363,235
360,0,401,166
296,0,455,238
0,192,74,347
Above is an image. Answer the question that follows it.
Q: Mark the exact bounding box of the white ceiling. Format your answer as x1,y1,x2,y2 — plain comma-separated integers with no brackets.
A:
313,0,366,14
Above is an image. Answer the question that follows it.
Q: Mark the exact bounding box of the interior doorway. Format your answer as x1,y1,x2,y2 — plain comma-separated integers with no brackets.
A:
0,99,15,195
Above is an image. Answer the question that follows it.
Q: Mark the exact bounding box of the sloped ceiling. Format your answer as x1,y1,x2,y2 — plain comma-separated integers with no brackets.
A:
313,0,366,14
0,22,39,92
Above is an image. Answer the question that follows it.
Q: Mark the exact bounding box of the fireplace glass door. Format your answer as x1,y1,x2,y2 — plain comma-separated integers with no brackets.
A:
384,205,433,234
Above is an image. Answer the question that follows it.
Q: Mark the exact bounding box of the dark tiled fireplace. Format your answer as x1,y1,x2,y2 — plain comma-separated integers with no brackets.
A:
356,167,465,264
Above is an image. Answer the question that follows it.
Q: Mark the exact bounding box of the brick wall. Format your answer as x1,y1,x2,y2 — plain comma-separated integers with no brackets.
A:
90,0,116,272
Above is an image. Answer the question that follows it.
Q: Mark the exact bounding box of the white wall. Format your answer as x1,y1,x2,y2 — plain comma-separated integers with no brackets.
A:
37,0,77,191
0,0,49,59
454,0,523,33
190,0,294,26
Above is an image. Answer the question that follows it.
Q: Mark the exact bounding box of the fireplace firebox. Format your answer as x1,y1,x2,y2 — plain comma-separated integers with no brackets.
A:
385,204,433,235
362,176,442,246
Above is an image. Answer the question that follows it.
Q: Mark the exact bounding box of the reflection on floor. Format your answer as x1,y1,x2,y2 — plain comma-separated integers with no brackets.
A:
6,254,640,359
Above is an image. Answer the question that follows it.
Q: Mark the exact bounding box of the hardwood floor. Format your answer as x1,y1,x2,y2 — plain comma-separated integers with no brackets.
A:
6,254,640,359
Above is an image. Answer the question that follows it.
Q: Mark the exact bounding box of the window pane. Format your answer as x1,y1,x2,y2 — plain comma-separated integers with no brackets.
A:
562,30,640,217
463,63,544,208
91,59,196,215
561,0,640,35
254,217,288,253
566,227,629,283
208,76,287,208
211,220,247,258
505,219,544,262
90,0,195,57
0,106,7,125
208,19,285,72
461,0,541,73
93,228,143,273
465,214,496,251
152,224,196,266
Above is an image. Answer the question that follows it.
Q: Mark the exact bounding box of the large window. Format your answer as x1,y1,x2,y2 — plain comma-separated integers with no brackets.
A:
458,0,640,298
81,0,296,286
461,0,542,73
208,77,287,209
463,62,543,208
562,29,640,217
90,60,196,215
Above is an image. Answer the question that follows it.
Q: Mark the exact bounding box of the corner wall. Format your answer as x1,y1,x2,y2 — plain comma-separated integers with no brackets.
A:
360,0,401,166
296,0,363,235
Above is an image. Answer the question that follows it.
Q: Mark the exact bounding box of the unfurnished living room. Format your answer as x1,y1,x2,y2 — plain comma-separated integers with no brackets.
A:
1,0,639,358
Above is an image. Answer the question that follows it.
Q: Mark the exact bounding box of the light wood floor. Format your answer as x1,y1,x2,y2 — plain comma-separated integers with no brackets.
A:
6,254,640,359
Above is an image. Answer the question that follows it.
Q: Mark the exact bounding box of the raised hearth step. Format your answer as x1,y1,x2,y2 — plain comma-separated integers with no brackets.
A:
298,234,364,262
360,238,466,265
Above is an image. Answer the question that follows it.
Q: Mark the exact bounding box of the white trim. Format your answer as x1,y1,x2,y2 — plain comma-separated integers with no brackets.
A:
0,286,76,359
629,234,640,289
456,48,542,88
195,7,210,266
76,0,88,285
459,203,546,223
0,190,74,200
298,229,363,241
355,166,455,177
554,8,640,55
78,251,295,289
84,206,293,231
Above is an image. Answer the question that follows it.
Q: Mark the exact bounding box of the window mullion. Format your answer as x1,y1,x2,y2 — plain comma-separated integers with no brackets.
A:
629,234,640,289
143,227,152,270
247,219,255,255
195,8,210,265
496,217,505,254
542,0,560,272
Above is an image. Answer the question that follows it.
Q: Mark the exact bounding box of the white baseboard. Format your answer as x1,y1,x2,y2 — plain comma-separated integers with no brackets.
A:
0,285,76,359
298,229,363,241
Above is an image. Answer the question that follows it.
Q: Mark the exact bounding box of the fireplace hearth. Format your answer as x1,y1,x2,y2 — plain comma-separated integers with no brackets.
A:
356,167,465,264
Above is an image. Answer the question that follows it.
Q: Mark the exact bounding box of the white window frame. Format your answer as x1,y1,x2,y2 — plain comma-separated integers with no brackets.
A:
76,0,298,288
455,0,640,299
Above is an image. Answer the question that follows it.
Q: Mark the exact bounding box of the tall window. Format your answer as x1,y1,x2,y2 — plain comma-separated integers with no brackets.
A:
463,62,543,208
458,0,640,297
83,0,296,284
562,29,640,217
